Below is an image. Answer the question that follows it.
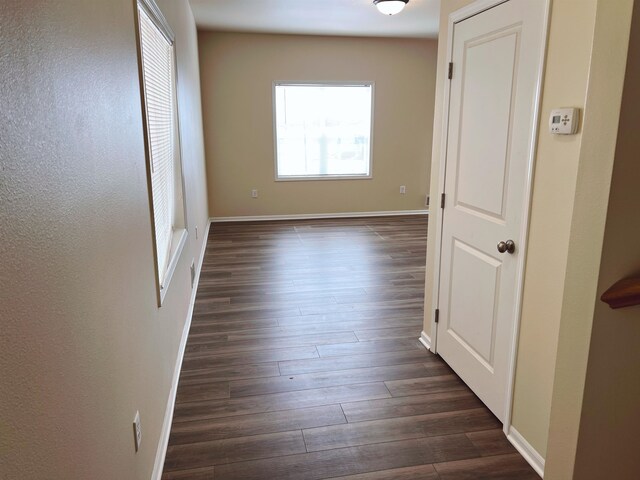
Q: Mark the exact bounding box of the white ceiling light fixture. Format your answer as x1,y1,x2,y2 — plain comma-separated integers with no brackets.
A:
373,0,409,16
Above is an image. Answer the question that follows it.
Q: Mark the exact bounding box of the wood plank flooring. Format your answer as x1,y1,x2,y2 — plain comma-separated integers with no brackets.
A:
162,216,537,479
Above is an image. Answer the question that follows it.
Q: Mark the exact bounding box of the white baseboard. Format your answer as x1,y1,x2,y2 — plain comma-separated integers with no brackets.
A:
507,426,545,478
151,219,211,480
210,210,429,223
418,331,432,350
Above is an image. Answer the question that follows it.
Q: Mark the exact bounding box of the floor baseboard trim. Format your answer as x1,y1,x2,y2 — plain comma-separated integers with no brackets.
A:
507,426,545,478
210,210,429,223
151,219,211,480
419,331,432,351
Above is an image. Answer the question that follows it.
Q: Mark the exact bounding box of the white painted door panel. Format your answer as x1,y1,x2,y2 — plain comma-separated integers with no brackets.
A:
437,0,546,422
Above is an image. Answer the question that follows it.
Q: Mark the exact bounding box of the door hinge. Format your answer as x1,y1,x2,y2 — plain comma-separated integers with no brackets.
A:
440,193,446,209
448,62,453,80
435,308,440,323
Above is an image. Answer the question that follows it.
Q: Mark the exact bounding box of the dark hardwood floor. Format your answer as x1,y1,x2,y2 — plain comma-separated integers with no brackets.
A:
162,216,537,479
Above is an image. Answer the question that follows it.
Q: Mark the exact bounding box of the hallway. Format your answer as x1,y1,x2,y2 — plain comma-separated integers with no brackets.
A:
162,216,537,479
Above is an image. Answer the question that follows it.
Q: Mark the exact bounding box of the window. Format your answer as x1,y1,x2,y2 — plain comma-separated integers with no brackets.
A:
274,83,374,180
137,0,187,306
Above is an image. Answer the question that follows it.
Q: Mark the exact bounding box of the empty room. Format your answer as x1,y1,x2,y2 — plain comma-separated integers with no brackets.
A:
2,1,639,480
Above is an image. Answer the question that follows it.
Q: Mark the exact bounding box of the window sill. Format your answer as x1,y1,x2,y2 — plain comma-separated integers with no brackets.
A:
275,174,373,182
158,228,188,307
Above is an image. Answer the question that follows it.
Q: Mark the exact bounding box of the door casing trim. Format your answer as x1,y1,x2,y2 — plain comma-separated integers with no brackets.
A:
429,0,551,451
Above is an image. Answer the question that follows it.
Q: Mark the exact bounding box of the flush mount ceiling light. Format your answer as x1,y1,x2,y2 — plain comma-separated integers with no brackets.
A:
373,0,409,16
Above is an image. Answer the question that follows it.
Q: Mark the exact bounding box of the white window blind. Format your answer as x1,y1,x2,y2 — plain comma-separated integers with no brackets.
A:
138,6,176,289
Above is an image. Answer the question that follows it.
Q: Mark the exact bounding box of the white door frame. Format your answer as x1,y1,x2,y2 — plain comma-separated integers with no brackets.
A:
429,0,551,438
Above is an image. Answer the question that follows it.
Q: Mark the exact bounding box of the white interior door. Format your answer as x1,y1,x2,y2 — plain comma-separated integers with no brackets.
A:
437,0,546,422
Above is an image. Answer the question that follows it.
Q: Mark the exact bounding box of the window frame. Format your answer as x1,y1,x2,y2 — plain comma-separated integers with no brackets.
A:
272,81,376,182
135,0,189,307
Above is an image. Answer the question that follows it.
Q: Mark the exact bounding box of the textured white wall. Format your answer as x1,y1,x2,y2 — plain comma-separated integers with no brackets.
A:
0,1,208,478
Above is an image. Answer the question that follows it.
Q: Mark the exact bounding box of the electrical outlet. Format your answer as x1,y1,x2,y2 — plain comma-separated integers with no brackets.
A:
399,185,406,194
251,189,258,198
190,260,196,288
133,411,142,453
195,225,198,240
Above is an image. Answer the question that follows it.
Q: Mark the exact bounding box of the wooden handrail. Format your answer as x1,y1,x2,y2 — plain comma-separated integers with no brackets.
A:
601,275,640,309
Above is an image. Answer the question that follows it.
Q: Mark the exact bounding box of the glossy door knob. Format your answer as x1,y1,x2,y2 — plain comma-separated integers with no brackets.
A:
497,240,516,254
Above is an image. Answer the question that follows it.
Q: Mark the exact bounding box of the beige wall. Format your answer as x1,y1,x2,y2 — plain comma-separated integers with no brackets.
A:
544,0,635,477
423,0,633,465
198,32,437,218
0,1,208,479
571,3,640,477
542,0,633,475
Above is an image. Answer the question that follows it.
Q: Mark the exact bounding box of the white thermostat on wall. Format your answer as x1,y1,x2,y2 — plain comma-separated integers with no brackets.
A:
549,107,580,135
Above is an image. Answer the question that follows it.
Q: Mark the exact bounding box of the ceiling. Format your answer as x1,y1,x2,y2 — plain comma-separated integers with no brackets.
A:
189,0,441,38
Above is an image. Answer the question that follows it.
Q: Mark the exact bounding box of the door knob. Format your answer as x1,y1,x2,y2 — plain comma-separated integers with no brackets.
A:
497,240,516,254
